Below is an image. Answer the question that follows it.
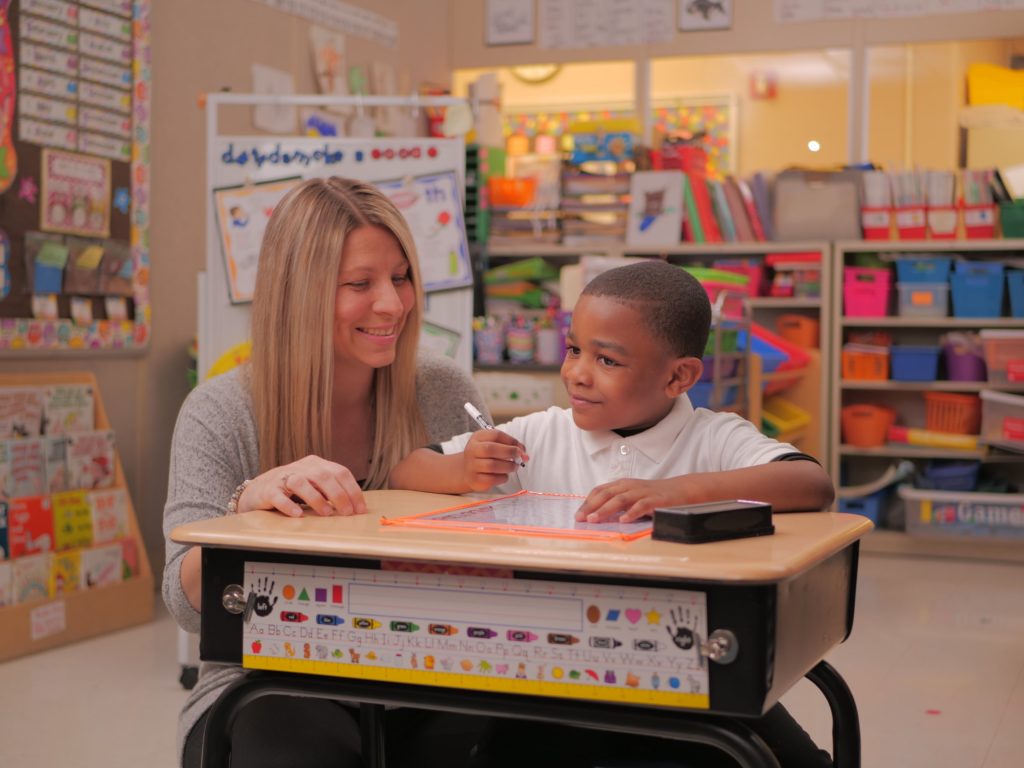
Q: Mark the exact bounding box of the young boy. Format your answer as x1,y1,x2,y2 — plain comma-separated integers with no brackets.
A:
390,260,834,520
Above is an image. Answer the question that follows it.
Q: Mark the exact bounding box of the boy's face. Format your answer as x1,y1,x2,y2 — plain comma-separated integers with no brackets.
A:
561,295,700,432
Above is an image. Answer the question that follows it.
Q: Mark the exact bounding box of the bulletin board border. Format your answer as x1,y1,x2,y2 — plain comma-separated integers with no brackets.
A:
0,0,152,356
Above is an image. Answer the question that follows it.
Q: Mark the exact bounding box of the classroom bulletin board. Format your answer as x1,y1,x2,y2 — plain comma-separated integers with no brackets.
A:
0,0,151,353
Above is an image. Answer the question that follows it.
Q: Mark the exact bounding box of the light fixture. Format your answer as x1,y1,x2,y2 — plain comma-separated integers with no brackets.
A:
510,64,562,85
807,140,821,152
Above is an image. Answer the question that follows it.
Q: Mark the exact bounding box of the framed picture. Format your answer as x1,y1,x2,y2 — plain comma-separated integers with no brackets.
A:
678,0,732,32
212,177,302,304
485,0,535,46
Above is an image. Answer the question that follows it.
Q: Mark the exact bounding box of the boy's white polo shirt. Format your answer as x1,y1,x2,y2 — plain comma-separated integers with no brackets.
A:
439,395,799,496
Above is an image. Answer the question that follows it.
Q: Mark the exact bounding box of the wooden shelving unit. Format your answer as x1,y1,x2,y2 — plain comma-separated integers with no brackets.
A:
0,371,153,662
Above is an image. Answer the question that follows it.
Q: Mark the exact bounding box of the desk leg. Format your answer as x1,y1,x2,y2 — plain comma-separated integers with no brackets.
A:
201,672,781,768
360,703,386,767
806,660,860,768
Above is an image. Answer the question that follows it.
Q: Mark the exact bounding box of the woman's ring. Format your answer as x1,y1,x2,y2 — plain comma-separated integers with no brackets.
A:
281,473,291,493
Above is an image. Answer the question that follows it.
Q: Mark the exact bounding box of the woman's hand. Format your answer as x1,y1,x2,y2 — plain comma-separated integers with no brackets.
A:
238,455,366,518
461,429,529,492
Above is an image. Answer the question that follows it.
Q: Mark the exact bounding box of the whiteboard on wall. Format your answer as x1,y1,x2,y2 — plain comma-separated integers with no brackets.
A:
202,135,470,379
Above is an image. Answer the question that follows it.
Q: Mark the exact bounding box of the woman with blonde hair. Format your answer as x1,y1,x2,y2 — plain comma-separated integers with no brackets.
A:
163,177,489,767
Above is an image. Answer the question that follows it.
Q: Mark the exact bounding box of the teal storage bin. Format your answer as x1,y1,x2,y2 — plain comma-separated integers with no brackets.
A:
951,272,1005,317
1008,270,1024,318
896,256,952,283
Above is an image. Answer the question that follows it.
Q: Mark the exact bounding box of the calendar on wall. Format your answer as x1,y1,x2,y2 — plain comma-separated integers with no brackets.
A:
0,0,152,353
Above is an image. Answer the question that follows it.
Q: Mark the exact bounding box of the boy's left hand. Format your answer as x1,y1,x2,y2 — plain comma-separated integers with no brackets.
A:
575,478,676,524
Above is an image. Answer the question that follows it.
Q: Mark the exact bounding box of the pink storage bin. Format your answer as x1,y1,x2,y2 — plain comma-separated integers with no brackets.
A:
844,282,890,317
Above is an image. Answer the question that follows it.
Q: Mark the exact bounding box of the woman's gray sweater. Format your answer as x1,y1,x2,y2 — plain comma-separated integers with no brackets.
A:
162,354,488,764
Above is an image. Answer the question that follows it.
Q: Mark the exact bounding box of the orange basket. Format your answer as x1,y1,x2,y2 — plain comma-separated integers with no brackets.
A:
776,314,820,348
841,404,896,447
487,176,537,208
924,392,981,435
842,344,889,380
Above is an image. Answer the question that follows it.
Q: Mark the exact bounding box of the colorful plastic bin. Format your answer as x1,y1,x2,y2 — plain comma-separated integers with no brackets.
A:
843,266,892,317
1007,270,1024,317
924,392,981,435
896,282,948,318
900,486,1024,540
895,256,952,283
841,404,896,447
980,330,1024,385
842,343,889,380
890,345,940,381
839,489,888,524
950,262,1005,318
980,389,1024,447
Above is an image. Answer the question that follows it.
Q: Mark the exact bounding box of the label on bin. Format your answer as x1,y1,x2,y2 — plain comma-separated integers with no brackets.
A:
1008,360,1024,383
1004,416,1024,442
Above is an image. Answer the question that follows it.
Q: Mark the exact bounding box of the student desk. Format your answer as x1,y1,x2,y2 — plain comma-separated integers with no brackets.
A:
172,491,871,768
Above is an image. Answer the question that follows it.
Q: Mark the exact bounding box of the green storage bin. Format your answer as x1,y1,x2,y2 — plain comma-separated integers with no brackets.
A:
1001,200,1024,238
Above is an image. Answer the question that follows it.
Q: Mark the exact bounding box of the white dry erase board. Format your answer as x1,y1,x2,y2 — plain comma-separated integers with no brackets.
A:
202,124,471,379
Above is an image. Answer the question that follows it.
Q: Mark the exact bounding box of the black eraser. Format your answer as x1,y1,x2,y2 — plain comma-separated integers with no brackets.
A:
652,500,774,544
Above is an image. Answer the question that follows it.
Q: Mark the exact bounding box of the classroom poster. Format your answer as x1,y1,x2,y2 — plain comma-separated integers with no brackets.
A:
213,177,301,304
309,25,352,115
375,171,472,293
626,171,684,248
39,149,112,238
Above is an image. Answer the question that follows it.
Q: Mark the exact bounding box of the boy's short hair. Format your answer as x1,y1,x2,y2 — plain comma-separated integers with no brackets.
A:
581,261,711,358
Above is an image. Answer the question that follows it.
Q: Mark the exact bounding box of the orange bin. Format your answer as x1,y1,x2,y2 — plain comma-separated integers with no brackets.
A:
841,404,896,447
487,176,537,208
924,392,981,435
842,344,889,380
775,314,820,348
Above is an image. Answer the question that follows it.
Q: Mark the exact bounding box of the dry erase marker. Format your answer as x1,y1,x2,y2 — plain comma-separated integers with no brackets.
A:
463,402,527,467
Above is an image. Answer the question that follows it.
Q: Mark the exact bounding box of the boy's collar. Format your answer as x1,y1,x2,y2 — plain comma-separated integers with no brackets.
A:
579,395,694,463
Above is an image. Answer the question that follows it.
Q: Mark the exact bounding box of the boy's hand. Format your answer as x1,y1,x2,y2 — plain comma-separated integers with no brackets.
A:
462,429,529,491
576,478,676,524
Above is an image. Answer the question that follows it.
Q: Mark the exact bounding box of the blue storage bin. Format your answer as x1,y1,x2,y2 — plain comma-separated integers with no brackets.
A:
950,273,1005,317
890,345,940,381
839,489,888,524
735,331,787,373
954,260,1004,276
919,461,980,492
689,382,738,410
896,256,952,283
1008,270,1024,318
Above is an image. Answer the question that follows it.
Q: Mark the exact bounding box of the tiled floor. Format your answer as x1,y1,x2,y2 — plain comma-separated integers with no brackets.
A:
2,553,1023,767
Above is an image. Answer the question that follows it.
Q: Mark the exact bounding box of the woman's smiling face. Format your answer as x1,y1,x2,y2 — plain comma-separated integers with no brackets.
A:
332,225,415,372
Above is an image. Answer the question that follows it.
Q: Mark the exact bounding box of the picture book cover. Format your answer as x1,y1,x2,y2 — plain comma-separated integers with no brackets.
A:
0,387,45,438
381,491,653,541
14,552,52,603
7,437,46,498
43,384,94,436
0,499,8,559
81,543,123,588
89,488,128,545
51,550,81,595
8,496,54,558
44,435,70,493
0,439,7,498
67,429,116,490
51,490,93,551
0,560,12,607
121,536,139,579
625,171,684,247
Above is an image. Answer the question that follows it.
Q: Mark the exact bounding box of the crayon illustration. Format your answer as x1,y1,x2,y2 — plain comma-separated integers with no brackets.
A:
547,633,579,645
467,627,497,639
506,630,538,642
353,617,381,630
429,623,458,636
280,611,308,622
390,620,420,632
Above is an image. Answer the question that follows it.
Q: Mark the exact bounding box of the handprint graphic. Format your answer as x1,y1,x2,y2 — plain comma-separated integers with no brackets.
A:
251,576,278,617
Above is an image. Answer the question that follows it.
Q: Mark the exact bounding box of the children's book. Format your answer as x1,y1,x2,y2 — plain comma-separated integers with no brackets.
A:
43,384,94,435
121,537,139,579
51,490,93,551
723,178,755,242
51,550,81,595
14,552,52,603
381,491,653,541
44,435,70,493
625,170,684,247
0,560,12,606
735,177,766,241
0,499,8,559
67,429,116,490
0,387,45,439
81,543,123,588
8,496,54,558
89,488,128,545
749,173,775,241
8,438,46,498
681,173,705,243
708,180,736,242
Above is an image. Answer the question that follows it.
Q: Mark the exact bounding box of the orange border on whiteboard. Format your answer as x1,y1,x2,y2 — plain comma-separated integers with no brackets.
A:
380,490,652,542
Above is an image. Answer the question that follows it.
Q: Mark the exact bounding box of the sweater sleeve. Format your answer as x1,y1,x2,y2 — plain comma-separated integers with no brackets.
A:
162,370,260,634
416,353,490,443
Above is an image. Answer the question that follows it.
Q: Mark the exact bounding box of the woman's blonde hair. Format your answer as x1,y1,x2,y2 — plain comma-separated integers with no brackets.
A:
249,177,425,489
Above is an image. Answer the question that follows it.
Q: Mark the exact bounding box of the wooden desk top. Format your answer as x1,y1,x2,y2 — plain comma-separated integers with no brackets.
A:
171,490,872,585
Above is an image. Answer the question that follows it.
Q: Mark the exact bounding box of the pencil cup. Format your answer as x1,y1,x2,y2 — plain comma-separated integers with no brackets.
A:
926,206,958,240
534,328,562,365
474,328,505,365
505,326,535,363
860,207,892,240
895,206,926,240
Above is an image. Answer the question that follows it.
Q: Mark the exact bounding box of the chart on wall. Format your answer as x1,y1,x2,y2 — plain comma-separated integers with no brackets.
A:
0,0,152,353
